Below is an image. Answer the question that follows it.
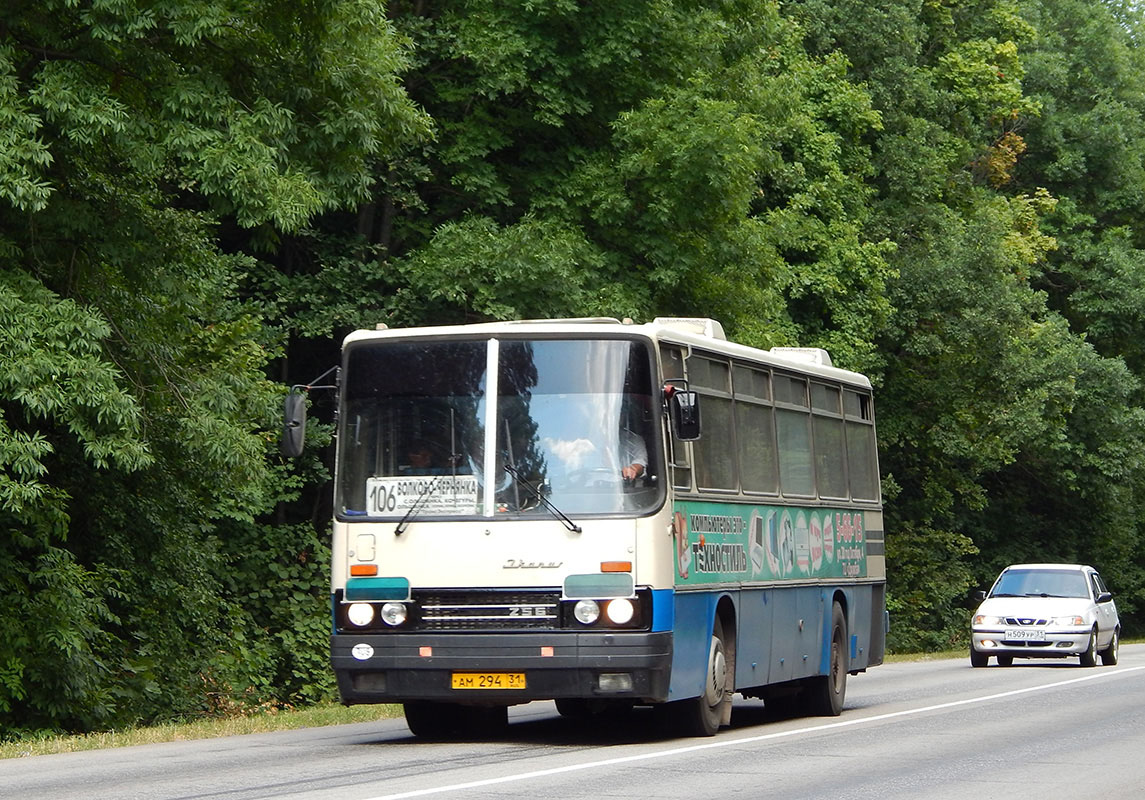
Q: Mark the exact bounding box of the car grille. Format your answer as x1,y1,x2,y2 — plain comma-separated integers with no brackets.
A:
413,589,561,631
1003,617,1049,626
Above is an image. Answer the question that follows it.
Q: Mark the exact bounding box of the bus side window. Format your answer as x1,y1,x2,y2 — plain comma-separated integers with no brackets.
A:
812,383,847,499
774,374,813,497
661,345,692,490
735,365,778,495
844,389,879,500
691,356,736,491
694,396,735,489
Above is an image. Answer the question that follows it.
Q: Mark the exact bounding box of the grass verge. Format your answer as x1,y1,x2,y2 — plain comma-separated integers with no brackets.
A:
0,703,403,760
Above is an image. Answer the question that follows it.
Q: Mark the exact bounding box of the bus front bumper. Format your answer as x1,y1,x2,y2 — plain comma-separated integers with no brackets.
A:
332,631,672,705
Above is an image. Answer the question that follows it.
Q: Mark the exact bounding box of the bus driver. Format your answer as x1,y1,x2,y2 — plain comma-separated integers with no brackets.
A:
620,427,648,483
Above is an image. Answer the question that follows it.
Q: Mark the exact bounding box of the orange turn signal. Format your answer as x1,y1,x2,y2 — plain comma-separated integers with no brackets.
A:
350,564,379,576
600,561,632,573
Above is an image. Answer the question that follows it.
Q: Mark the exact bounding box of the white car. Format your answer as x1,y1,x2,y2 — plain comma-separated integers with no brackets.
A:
970,563,1120,668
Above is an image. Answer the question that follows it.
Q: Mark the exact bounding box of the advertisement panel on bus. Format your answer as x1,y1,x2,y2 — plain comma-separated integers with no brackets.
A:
670,502,867,583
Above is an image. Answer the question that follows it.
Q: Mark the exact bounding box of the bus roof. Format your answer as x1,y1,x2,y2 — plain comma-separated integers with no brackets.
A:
343,317,872,388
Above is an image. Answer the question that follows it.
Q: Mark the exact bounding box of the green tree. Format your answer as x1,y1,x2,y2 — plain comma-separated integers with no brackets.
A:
267,1,893,365
786,0,1145,645
0,0,427,734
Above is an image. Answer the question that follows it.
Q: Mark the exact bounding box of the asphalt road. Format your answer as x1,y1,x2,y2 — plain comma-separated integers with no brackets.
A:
4,645,1145,800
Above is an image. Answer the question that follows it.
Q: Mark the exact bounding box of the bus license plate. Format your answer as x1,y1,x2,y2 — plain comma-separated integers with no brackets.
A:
451,672,526,690
1004,629,1045,641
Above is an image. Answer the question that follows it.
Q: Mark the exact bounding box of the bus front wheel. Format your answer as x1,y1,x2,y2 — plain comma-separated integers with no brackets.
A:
672,615,729,737
807,602,847,716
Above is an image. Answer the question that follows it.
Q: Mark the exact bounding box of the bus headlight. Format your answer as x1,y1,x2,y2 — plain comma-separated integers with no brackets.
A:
380,602,408,627
605,598,635,625
574,599,600,625
346,603,375,627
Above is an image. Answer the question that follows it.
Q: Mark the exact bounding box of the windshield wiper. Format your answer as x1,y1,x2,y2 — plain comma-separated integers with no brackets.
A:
394,475,441,536
503,464,582,533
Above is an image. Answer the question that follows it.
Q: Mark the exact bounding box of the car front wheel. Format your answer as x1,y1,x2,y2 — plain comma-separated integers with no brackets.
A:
970,648,989,668
1079,629,1098,667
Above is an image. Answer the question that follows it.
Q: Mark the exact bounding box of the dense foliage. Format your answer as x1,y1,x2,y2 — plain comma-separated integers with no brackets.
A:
2,0,1145,734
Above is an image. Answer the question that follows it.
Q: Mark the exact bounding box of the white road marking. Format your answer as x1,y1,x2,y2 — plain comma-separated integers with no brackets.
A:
361,665,1145,800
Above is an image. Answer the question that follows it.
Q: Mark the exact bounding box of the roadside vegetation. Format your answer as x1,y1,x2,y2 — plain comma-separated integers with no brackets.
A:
0,704,403,759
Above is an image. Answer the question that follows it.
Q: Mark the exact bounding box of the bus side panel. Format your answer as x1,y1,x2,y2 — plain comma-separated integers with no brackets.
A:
667,590,721,701
838,583,882,672
766,585,825,683
734,586,775,689
868,582,887,667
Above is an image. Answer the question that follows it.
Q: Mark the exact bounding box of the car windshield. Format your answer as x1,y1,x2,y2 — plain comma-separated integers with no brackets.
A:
990,568,1090,599
335,336,663,519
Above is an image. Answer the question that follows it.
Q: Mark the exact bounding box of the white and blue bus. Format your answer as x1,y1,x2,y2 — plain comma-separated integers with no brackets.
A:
286,317,886,737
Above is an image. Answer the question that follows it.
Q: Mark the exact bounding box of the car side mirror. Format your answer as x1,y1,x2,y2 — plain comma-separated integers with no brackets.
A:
282,390,308,457
1097,591,1113,603
972,590,986,602
670,390,701,441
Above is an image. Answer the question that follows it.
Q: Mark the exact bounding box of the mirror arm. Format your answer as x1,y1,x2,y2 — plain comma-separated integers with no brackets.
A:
292,364,340,393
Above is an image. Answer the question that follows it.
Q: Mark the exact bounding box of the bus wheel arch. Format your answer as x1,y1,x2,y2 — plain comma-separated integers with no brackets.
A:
672,598,736,736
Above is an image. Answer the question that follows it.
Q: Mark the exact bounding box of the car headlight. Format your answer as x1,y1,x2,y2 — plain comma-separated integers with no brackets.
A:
1052,615,1085,626
973,614,1005,626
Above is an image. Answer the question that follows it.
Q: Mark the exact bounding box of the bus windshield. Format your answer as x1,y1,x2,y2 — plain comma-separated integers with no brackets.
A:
336,337,662,519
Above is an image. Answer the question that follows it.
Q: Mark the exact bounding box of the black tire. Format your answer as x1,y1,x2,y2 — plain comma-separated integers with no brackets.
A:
673,615,729,736
1079,629,1098,667
404,701,464,739
996,655,1013,667
403,702,507,739
970,649,989,668
1100,629,1120,666
807,602,848,716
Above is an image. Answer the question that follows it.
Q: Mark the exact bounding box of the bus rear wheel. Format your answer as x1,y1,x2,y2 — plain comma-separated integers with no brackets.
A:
807,602,847,716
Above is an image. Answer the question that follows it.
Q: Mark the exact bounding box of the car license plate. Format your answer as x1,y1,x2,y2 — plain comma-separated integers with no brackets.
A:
1004,628,1045,641
451,672,526,690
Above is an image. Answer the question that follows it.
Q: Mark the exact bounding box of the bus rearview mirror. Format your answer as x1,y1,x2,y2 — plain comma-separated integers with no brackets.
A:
282,391,308,457
671,390,701,441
